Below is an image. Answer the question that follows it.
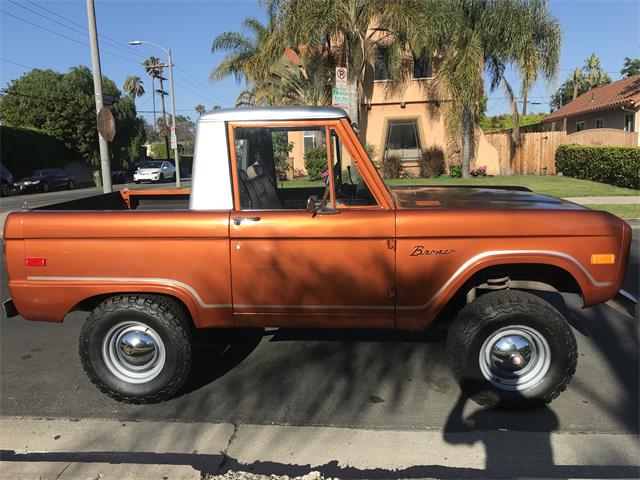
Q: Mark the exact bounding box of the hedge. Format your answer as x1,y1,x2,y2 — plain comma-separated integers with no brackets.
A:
555,144,640,190
0,125,77,179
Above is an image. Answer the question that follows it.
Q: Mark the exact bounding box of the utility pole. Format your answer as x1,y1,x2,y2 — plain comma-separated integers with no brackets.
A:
156,75,170,163
129,40,180,187
167,48,181,188
86,0,112,193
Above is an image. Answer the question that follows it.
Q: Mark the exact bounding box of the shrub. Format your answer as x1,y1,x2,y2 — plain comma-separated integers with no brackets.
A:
556,144,640,189
470,165,487,177
304,146,328,180
419,146,446,178
365,143,378,161
449,163,463,178
380,154,403,179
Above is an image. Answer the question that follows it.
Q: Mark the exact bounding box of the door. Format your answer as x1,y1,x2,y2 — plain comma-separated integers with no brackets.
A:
228,121,396,328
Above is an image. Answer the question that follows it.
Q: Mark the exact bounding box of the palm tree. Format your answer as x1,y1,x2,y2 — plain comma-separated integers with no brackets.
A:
571,68,584,101
410,0,561,176
276,0,415,130
261,48,336,106
143,56,163,134
195,104,206,116
123,76,145,102
210,17,279,85
584,53,610,90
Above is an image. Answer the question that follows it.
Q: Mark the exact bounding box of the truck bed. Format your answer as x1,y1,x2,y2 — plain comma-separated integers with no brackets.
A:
34,189,191,211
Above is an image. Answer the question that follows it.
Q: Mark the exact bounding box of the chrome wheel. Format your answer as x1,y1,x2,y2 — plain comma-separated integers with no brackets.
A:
102,321,166,384
479,325,551,391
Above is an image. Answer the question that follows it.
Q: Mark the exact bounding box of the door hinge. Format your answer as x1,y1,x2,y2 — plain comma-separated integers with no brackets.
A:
387,238,396,250
388,287,396,300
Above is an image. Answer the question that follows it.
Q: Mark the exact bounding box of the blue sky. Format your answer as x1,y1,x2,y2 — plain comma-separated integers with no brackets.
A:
1,0,639,123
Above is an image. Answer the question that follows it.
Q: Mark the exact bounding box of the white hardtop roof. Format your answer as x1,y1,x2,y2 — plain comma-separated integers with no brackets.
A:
198,106,348,123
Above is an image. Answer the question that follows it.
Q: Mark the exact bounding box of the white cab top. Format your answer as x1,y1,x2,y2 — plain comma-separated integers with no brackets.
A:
198,106,348,123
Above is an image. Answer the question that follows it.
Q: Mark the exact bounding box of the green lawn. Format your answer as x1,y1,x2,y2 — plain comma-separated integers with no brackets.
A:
584,204,640,220
283,175,639,198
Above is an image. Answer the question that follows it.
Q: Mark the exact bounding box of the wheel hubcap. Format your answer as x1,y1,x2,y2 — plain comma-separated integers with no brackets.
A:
102,321,166,384
479,325,551,391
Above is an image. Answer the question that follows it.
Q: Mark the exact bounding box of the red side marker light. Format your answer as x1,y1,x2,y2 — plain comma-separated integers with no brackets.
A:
25,257,46,267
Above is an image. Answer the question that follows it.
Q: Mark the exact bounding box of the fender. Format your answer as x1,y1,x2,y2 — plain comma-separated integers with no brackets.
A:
10,277,234,328
396,249,615,330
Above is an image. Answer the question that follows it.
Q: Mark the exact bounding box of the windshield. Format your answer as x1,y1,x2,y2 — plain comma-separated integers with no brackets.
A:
141,161,163,169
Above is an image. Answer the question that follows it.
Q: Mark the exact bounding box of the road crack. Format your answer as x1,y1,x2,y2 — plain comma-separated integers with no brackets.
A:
215,423,239,474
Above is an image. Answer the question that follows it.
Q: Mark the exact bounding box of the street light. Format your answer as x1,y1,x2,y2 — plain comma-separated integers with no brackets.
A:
129,40,181,188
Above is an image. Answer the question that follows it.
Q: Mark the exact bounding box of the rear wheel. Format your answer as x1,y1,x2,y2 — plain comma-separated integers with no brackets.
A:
446,290,577,409
79,294,192,403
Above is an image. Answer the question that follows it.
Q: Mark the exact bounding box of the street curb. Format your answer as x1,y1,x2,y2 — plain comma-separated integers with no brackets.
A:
0,417,638,479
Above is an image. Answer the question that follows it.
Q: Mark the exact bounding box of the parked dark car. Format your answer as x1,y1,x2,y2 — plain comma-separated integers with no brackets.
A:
14,168,76,194
1,164,14,197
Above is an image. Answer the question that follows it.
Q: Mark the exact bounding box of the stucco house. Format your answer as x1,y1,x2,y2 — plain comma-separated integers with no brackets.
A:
542,75,640,141
285,34,500,178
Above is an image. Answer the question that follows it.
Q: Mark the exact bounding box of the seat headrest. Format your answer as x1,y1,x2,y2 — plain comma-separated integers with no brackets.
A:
247,163,265,179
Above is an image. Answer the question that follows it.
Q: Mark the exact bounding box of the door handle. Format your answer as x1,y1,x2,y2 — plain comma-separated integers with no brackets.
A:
233,216,261,226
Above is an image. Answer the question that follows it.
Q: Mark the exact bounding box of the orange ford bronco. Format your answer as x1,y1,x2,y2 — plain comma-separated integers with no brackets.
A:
3,107,631,407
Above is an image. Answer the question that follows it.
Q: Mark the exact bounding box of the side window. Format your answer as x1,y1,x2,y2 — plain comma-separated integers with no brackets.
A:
329,129,378,207
233,126,329,210
385,119,421,161
374,47,389,81
576,121,586,132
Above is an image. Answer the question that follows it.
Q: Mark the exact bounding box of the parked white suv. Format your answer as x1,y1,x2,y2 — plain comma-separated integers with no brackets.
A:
133,160,176,183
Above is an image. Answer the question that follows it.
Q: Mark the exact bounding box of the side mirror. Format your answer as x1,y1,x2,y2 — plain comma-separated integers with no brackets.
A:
306,195,319,216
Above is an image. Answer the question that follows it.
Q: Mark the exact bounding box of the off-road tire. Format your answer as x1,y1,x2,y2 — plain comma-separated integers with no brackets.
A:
79,294,192,404
446,290,577,409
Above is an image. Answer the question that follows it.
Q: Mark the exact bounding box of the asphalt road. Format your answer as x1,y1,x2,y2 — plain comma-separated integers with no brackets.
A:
0,187,637,438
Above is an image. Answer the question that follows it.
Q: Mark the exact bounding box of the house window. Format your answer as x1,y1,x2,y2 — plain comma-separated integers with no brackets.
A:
595,118,604,128
303,130,317,152
385,119,421,161
413,55,432,79
374,47,389,81
624,113,635,132
575,121,586,132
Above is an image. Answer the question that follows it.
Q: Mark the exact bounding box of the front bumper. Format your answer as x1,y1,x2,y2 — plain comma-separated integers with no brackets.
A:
134,173,161,182
13,183,42,193
3,298,18,318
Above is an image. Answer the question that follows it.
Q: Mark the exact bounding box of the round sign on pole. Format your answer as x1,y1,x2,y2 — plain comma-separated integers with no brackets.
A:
97,107,116,142
336,67,347,83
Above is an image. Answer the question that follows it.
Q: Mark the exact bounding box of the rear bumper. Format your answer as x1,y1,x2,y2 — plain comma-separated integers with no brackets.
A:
3,298,18,318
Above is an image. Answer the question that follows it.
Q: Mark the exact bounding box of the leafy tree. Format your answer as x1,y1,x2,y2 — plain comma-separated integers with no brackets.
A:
409,0,561,176
275,0,414,129
550,53,611,110
260,48,336,106
272,131,294,179
123,76,145,102
195,104,206,115
0,66,144,168
212,104,222,109
621,57,640,77
479,113,546,132
210,17,279,84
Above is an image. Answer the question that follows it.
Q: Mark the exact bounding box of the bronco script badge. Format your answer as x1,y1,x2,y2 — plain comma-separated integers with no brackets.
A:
410,246,456,256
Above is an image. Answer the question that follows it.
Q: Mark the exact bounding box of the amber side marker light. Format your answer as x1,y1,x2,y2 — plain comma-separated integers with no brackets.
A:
591,254,615,265
25,257,46,267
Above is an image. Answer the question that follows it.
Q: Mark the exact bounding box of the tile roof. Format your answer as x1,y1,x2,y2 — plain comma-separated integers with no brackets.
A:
543,75,640,122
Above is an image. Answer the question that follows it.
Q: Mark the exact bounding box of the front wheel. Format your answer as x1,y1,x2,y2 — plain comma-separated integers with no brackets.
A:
40,182,50,193
79,294,192,403
446,290,577,409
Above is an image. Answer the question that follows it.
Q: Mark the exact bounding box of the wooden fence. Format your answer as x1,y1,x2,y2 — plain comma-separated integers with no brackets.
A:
484,128,639,175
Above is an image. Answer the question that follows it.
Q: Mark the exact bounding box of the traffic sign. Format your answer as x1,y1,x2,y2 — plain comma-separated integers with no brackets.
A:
170,133,178,150
335,67,348,88
97,107,116,142
332,87,349,106
103,94,119,106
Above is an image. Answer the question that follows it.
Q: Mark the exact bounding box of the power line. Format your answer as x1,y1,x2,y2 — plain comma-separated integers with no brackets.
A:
0,57,35,70
22,0,153,60
1,9,141,66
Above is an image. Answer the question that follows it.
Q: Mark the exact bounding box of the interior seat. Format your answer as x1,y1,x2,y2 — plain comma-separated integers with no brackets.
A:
246,164,282,209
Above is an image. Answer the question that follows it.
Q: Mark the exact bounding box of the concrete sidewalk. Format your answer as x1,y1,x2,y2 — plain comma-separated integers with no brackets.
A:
0,417,638,479
564,195,640,204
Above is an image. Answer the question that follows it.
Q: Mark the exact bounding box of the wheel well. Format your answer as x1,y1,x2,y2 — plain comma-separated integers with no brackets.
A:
435,263,582,323
71,293,194,326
